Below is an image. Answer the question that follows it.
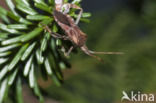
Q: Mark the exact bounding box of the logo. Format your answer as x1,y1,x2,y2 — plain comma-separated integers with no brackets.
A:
121,91,155,102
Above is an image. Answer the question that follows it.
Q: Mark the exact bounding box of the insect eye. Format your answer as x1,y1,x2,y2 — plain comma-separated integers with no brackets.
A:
55,0,63,4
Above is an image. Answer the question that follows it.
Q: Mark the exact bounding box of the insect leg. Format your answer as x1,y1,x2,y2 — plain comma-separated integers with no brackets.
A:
68,4,83,25
61,46,74,57
52,32,69,40
43,25,69,40
66,46,74,56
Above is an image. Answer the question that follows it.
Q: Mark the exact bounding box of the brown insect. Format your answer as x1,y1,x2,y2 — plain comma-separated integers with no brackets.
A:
44,0,123,62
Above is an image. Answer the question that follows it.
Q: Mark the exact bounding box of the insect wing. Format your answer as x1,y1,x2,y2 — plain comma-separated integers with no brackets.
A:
53,10,71,26
53,10,87,46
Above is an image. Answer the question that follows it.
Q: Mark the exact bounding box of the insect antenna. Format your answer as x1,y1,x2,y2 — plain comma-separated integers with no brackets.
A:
80,45,104,62
81,45,124,62
88,50,124,55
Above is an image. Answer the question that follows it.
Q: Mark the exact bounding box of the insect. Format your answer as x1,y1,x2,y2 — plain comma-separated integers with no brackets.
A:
44,0,123,62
